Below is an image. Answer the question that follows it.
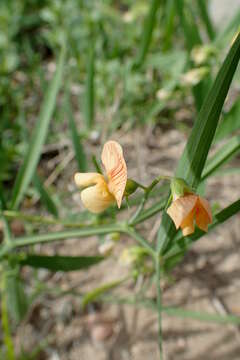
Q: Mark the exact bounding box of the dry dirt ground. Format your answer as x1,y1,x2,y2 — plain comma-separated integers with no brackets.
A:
14,125,240,360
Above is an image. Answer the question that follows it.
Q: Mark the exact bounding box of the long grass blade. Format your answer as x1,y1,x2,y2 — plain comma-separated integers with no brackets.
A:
10,44,66,210
134,0,161,69
84,39,95,130
214,100,240,141
196,0,215,40
66,94,87,171
201,135,240,180
33,174,59,218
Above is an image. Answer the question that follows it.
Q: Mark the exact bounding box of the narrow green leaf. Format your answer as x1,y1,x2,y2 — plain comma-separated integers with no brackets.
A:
0,190,12,244
11,44,66,210
33,174,59,218
134,0,161,69
214,100,240,141
66,95,87,171
92,155,103,174
201,135,240,180
85,39,95,130
174,0,207,110
216,11,240,47
103,296,240,325
82,278,127,308
157,33,240,254
162,0,175,51
20,254,104,272
196,0,215,40
175,0,202,51
163,306,240,325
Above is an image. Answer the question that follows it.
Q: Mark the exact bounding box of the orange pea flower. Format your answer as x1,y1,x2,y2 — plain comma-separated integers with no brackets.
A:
74,140,127,213
167,193,212,236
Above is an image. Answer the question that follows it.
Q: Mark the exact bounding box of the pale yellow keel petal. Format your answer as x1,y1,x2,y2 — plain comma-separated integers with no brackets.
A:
80,181,115,213
74,173,104,188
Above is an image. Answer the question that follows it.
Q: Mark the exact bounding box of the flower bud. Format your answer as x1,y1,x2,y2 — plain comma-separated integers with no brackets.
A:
124,179,139,197
170,177,193,201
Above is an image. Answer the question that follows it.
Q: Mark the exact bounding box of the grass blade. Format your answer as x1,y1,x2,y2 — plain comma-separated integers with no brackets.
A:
196,0,215,40
103,296,240,325
174,0,202,51
10,44,66,210
33,174,59,218
82,277,127,308
84,39,95,130
134,0,161,69
162,0,175,51
214,100,240,141
216,10,240,47
66,94,87,171
202,135,240,180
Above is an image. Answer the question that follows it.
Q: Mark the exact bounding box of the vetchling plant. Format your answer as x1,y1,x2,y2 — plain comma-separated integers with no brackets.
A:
0,16,240,360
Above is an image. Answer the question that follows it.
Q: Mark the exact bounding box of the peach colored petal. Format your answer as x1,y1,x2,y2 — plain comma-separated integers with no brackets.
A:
74,173,105,188
180,208,195,236
80,179,115,213
195,196,212,232
101,140,127,208
198,196,212,223
167,195,198,229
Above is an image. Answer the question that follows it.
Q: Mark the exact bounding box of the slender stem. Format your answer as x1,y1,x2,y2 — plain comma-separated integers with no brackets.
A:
129,195,147,224
131,197,166,226
1,210,88,228
0,224,126,251
1,217,12,245
92,155,103,174
155,255,163,360
129,176,171,225
1,275,16,360
0,193,12,245
126,227,155,257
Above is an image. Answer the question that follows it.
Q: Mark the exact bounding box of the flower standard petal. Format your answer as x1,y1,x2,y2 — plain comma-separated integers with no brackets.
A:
167,195,198,229
101,140,127,208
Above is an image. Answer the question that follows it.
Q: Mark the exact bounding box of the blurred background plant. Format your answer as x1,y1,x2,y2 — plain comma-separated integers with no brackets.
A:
1,0,240,359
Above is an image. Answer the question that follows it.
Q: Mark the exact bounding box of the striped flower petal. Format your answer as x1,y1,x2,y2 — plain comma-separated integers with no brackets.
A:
101,140,127,208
